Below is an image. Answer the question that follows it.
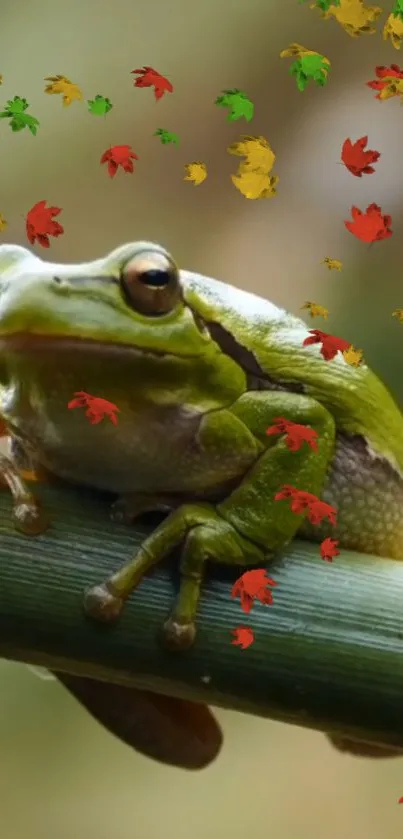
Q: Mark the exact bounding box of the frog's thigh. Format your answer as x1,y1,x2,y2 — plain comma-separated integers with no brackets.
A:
217,390,336,551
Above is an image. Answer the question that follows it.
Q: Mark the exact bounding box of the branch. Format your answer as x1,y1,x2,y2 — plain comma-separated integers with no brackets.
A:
1,482,403,749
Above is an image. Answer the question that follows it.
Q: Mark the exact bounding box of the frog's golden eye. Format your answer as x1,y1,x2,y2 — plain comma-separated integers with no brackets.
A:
120,251,182,316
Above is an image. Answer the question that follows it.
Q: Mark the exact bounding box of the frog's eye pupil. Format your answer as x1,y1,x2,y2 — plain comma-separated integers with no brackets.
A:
139,269,171,288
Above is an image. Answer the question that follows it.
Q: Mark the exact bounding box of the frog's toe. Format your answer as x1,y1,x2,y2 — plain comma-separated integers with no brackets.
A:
84,583,124,623
13,502,49,536
162,616,196,651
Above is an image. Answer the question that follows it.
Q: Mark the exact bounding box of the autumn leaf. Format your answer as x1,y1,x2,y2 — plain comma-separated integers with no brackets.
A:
154,128,179,145
344,203,392,243
184,162,207,185
67,391,120,426
322,257,343,270
227,135,276,173
215,89,254,122
318,0,383,37
341,136,380,176
131,67,173,100
303,329,351,361
0,96,40,135
367,64,403,100
392,308,403,322
0,75,3,85
100,145,139,177
320,537,340,562
383,12,403,49
25,200,64,249
299,0,340,9
0,214,7,232
291,54,331,90
231,169,279,199
231,627,255,649
343,345,364,366
266,416,319,452
44,75,83,106
275,485,337,526
88,95,113,116
301,301,329,319
231,569,277,614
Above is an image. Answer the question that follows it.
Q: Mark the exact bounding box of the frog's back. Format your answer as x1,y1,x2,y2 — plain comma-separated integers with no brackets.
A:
182,270,403,473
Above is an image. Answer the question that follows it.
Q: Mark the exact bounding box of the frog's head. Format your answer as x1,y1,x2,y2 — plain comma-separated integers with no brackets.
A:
0,242,213,358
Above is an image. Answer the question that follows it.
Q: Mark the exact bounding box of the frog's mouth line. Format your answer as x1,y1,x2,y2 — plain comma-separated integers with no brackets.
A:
0,332,204,360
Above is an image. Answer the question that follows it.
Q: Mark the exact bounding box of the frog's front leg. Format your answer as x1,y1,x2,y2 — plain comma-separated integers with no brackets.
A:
84,392,336,649
0,449,48,535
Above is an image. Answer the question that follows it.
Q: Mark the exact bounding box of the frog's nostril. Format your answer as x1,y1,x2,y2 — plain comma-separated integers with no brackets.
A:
53,276,62,284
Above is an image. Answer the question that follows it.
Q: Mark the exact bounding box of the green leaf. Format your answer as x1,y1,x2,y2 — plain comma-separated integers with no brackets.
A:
154,128,179,145
215,88,254,122
87,95,113,116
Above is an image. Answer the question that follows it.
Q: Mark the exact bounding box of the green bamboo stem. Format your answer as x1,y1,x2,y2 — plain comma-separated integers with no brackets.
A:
1,481,403,748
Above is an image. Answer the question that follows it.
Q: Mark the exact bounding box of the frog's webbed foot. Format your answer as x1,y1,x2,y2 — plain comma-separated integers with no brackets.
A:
0,454,49,535
110,492,182,525
84,502,264,651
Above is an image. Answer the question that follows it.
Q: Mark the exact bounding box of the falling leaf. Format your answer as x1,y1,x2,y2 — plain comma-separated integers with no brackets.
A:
227,135,276,173
320,537,340,562
131,67,173,100
88,95,113,116
303,328,351,360
0,96,40,135
231,569,277,614
281,45,331,90
44,75,83,106
231,627,255,649
154,128,180,145
322,257,343,270
231,169,279,199
266,416,319,452
367,64,403,100
184,161,207,185
0,214,7,232
215,89,254,122
343,345,364,366
392,308,403,322
0,75,3,85
383,12,403,48
300,301,329,319
341,136,380,176
317,0,383,37
25,200,64,249
344,203,392,243
299,0,340,9
100,145,139,177
274,485,337,526
67,392,120,426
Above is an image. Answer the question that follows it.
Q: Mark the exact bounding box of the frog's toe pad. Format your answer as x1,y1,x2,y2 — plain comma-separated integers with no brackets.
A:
162,617,196,651
84,583,124,623
13,502,48,536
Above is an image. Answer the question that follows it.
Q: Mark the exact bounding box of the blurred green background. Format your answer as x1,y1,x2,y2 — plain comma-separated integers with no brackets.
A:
1,0,403,836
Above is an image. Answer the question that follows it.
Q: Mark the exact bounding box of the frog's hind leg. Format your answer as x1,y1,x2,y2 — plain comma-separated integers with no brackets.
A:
0,424,48,535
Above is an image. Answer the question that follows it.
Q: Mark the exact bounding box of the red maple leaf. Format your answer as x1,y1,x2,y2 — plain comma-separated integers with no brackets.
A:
100,145,139,178
131,66,173,100
67,391,120,426
25,200,64,248
266,416,319,452
231,569,277,614
367,64,403,99
231,626,255,649
320,537,339,562
274,485,337,526
344,203,392,244
303,329,351,361
341,136,380,177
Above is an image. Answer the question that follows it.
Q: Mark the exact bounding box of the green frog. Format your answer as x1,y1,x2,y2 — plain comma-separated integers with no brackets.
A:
1,241,402,767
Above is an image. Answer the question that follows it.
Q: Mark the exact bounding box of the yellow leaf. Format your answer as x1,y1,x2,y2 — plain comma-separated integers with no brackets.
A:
392,308,403,323
378,76,403,101
321,0,383,37
383,13,403,49
0,214,7,232
301,301,329,319
184,161,207,185
231,169,279,199
0,75,3,85
279,43,327,61
44,75,83,106
343,345,364,366
322,257,343,271
227,136,275,174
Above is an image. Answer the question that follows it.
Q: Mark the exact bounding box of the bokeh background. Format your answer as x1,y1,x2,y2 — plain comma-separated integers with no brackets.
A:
1,0,403,837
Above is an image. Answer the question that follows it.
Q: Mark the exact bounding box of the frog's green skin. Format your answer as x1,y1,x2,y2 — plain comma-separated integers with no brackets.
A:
0,241,402,765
